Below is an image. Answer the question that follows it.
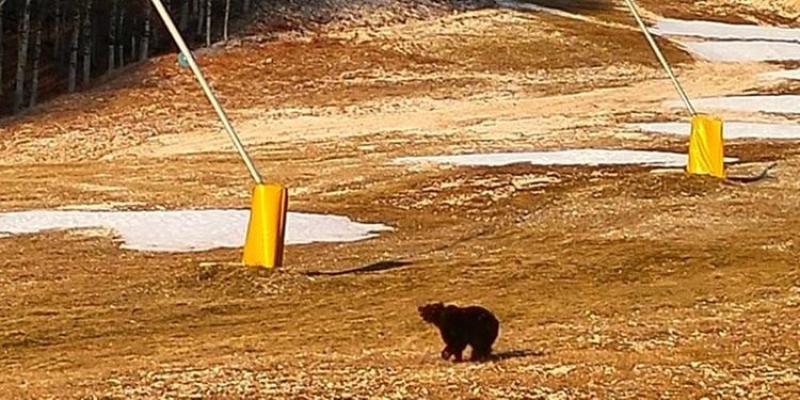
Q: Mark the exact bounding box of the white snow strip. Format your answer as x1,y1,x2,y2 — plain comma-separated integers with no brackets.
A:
395,149,737,167
632,121,800,139
665,95,800,114
0,210,392,252
680,41,800,62
651,18,800,62
760,69,800,81
653,18,800,42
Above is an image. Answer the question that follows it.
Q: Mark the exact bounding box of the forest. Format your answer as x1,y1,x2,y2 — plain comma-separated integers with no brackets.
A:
0,0,259,116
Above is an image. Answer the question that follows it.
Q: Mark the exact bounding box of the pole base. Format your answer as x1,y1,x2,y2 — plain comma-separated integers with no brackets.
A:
687,114,725,178
243,183,288,268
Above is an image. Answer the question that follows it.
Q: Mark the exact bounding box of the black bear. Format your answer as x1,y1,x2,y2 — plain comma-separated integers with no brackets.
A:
418,302,500,362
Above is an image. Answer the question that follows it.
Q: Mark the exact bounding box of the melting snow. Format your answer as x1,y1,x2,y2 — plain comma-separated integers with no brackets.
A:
760,69,800,81
0,209,392,252
679,41,800,62
633,121,800,139
666,95,800,114
653,18,800,41
395,149,737,167
652,18,800,62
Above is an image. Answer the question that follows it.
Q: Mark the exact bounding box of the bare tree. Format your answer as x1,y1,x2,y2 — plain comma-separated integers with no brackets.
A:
195,0,203,39
14,0,33,112
1,0,266,115
53,0,62,59
205,0,211,47
82,0,92,87
30,18,42,107
68,2,80,92
108,0,117,72
129,18,137,62
224,0,231,41
179,0,190,32
0,0,5,96
117,6,125,67
140,2,151,61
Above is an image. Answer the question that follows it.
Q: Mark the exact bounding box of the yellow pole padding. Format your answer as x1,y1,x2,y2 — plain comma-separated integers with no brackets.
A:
243,184,288,268
687,114,725,178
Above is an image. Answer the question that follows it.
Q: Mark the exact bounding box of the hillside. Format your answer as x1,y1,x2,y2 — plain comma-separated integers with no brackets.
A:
2,0,800,398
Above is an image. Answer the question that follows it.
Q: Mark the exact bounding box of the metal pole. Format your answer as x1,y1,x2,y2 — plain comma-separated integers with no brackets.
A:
149,0,264,184
622,0,697,116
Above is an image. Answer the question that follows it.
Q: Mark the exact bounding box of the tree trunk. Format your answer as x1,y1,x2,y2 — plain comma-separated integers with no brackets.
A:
140,3,151,61
52,0,62,60
0,0,259,114
205,0,211,47
107,0,118,72
68,4,80,92
29,22,42,107
195,0,204,39
0,3,4,96
179,0,190,32
130,33,137,62
117,7,125,67
153,0,163,51
14,0,33,113
82,0,92,87
224,0,231,41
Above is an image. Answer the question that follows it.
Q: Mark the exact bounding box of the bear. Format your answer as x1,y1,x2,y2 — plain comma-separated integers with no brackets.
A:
418,302,500,362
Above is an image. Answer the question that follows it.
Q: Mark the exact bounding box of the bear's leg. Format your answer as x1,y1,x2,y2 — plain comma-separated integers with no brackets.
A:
450,343,467,362
471,344,492,361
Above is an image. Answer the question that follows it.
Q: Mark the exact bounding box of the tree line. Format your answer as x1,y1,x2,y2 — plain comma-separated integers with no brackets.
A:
0,0,258,116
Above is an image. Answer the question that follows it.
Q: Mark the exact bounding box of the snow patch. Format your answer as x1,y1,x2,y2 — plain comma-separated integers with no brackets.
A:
760,69,800,81
0,209,392,252
665,95,800,114
652,18,800,62
680,41,800,62
395,149,737,167
653,18,800,41
633,121,800,139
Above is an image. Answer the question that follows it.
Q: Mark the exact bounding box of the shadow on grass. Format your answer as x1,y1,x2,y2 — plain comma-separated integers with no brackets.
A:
489,349,545,361
304,260,413,277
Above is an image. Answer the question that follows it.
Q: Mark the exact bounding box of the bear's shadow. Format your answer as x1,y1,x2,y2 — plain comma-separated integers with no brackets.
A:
487,349,544,362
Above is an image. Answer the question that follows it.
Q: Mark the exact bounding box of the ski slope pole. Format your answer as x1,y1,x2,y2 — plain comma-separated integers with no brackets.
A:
622,0,696,116
149,0,263,184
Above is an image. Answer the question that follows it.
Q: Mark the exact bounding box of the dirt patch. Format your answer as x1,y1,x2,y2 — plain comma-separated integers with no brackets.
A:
639,0,800,25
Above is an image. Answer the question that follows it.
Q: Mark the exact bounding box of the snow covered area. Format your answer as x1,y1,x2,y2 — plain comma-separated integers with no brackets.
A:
680,41,800,62
666,95,800,114
395,149,737,167
633,121,800,139
653,18,800,41
760,69,800,81
0,209,392,252
652,18,800,62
